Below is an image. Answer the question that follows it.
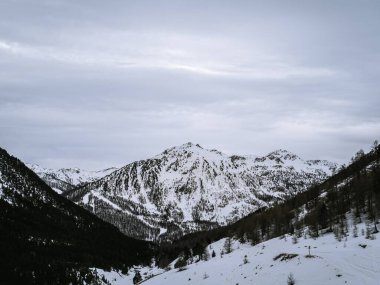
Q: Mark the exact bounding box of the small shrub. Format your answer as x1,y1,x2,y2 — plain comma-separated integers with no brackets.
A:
174,258,187,269
287,273,296,285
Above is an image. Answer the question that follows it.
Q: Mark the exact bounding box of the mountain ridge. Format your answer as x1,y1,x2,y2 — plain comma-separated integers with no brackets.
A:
64,142,337,241
27,163,118,193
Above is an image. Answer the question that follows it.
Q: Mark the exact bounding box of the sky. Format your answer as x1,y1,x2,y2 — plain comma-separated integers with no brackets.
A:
0,0,379,169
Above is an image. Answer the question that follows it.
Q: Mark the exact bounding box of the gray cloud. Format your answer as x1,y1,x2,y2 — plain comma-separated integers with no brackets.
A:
0,0,379,168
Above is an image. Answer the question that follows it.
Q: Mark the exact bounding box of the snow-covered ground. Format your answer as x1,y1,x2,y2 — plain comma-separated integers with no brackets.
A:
98,222,379,285
94,266,164,285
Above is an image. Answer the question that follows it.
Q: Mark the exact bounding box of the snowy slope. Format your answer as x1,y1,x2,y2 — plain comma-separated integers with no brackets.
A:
27,163,118,193
98,221,378,285
65,143,337,240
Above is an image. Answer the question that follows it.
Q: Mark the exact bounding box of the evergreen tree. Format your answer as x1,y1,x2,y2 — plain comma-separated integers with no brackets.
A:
223,237,233,254
201,247,210,261
133,271,142,284
211,250,216,258
353,224,358,238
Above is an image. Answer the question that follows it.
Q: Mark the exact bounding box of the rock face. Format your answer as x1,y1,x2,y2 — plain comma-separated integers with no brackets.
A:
27,164,118,193
64,143,337,241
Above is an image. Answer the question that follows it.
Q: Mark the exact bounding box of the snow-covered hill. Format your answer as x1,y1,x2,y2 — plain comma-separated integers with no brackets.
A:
97,221,380,285
65,142,337,240
27,163,118,193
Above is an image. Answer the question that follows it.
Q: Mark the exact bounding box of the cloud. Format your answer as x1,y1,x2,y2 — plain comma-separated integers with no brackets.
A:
0,0,379,168
0,36,338,80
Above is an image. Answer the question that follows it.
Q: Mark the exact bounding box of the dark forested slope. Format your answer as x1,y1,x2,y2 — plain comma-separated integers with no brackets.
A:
0,147,154,285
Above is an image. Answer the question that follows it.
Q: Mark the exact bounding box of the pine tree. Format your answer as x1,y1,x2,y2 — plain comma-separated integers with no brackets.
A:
133,271,142,284
202,247,210,261
353,224,358,238
211,250,216,258
372,140,379,151
365,223,374,240
223,237,233,254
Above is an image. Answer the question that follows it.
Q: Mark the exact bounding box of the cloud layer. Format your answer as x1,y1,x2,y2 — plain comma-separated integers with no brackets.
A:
1,0,379,168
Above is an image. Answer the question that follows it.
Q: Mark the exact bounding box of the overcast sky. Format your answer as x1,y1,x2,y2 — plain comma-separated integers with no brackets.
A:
0,0,379,169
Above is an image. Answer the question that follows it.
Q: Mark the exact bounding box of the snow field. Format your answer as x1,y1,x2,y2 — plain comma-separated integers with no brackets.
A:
99,222,379,285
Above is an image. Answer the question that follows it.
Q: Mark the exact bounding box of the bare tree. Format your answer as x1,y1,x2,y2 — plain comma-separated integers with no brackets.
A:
287,273,296,285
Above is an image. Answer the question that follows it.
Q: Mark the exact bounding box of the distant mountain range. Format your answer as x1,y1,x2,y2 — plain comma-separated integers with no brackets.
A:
58,142,337,241
27,164,118,193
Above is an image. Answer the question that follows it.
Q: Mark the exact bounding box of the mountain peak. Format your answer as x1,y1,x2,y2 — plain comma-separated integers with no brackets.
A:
160,142,208,157
65,143,336,240
266,149,300,161
179,142,203,149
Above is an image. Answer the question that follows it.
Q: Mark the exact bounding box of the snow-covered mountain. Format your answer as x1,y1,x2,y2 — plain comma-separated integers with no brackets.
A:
27,163,118,193
65,142,337,240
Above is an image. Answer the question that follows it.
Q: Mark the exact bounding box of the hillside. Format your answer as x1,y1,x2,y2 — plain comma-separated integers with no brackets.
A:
153,144,380,270
86,222,380,285
64,142,336,240
0,147,153,285
76,144,380,285
27,163,118,193
138,223,379,285
1,143,378,284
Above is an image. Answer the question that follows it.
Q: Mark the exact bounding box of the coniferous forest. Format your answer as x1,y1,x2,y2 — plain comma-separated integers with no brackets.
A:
0,147,155,285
